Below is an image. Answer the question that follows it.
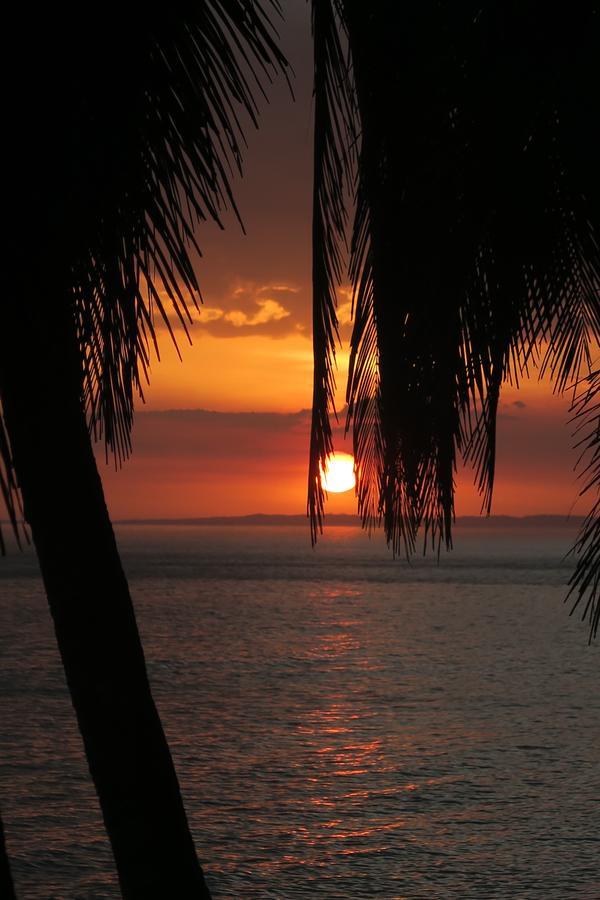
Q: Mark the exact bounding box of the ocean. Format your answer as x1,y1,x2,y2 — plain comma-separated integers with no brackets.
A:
0,524,598,899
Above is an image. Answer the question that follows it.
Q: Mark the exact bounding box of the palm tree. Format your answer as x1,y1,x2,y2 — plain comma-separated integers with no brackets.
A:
309,1,599,642
1,4,286,896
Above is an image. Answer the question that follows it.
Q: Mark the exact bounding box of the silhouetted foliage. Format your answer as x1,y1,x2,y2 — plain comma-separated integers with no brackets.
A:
308,0,355,540
1,3,287,895
568,370,600,640
2,3,286,524
309,1,599,641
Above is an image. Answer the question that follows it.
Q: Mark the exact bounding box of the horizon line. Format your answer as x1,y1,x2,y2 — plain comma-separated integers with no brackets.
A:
111,512,585,528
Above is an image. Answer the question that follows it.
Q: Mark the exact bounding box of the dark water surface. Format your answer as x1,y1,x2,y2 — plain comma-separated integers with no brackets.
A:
1,525,598,898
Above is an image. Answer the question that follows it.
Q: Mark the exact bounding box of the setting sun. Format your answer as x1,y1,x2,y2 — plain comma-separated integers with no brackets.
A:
319,451,356,493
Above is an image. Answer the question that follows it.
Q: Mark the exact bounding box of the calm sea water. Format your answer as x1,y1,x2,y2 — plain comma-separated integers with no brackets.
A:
0,524,598,899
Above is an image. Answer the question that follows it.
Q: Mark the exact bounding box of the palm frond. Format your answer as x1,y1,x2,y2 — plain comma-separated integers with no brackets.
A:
337,0,600,595
2,3,287,550
568,369,600,642
344,1,494,555
539,228,600,393
346,180,387,538
77,3,288,463
0,408,26,552
308,0,356,541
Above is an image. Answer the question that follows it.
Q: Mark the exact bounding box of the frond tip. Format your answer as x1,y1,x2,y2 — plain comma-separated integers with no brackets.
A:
568,369,600,642
0,406,26,552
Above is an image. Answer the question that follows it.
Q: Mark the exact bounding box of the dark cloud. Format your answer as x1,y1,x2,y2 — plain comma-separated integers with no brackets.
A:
498,397,528,419
95,399,588,518
130,407,311,460
98,404,356,517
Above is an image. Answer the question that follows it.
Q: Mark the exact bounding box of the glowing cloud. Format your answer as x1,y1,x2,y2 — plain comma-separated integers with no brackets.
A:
225,298,291,327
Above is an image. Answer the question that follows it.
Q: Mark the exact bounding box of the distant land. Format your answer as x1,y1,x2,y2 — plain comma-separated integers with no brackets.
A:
114,513,586,529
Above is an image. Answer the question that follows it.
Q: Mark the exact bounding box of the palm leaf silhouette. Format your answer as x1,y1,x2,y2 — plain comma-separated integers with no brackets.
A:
308,0,355,541
568,369,600,640
2,2,287,519
310,1,600,640
1,3,287,894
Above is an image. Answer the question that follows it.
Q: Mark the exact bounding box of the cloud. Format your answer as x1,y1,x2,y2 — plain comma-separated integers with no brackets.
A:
120,408,313,471
97,401,585,520
124,407,356,463
498,398,528,418
196,307,225,323
194,281,300,338
193,297,291,330
224,298,290,327
151,279,359,341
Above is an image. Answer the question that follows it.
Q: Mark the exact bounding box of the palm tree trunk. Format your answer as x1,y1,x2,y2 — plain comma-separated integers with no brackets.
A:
0,300,211,897
0,809,16,900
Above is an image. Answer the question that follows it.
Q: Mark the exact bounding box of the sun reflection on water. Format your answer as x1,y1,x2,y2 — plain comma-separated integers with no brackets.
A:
285,584,415,863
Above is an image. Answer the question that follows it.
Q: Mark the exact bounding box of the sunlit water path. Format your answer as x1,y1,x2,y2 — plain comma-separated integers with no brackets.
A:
1,525,598,898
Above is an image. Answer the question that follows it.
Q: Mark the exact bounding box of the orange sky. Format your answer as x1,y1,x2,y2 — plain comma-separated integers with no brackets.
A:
99,371,589,520
93,3,592,522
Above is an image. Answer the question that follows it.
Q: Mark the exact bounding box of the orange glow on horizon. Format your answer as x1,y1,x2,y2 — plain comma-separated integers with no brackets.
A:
89,322,596,521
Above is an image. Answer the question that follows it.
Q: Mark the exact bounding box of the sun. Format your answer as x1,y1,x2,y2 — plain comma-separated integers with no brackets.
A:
319,451,356,493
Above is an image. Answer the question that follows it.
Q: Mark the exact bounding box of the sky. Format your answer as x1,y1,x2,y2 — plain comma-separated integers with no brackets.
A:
99,0,590,522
